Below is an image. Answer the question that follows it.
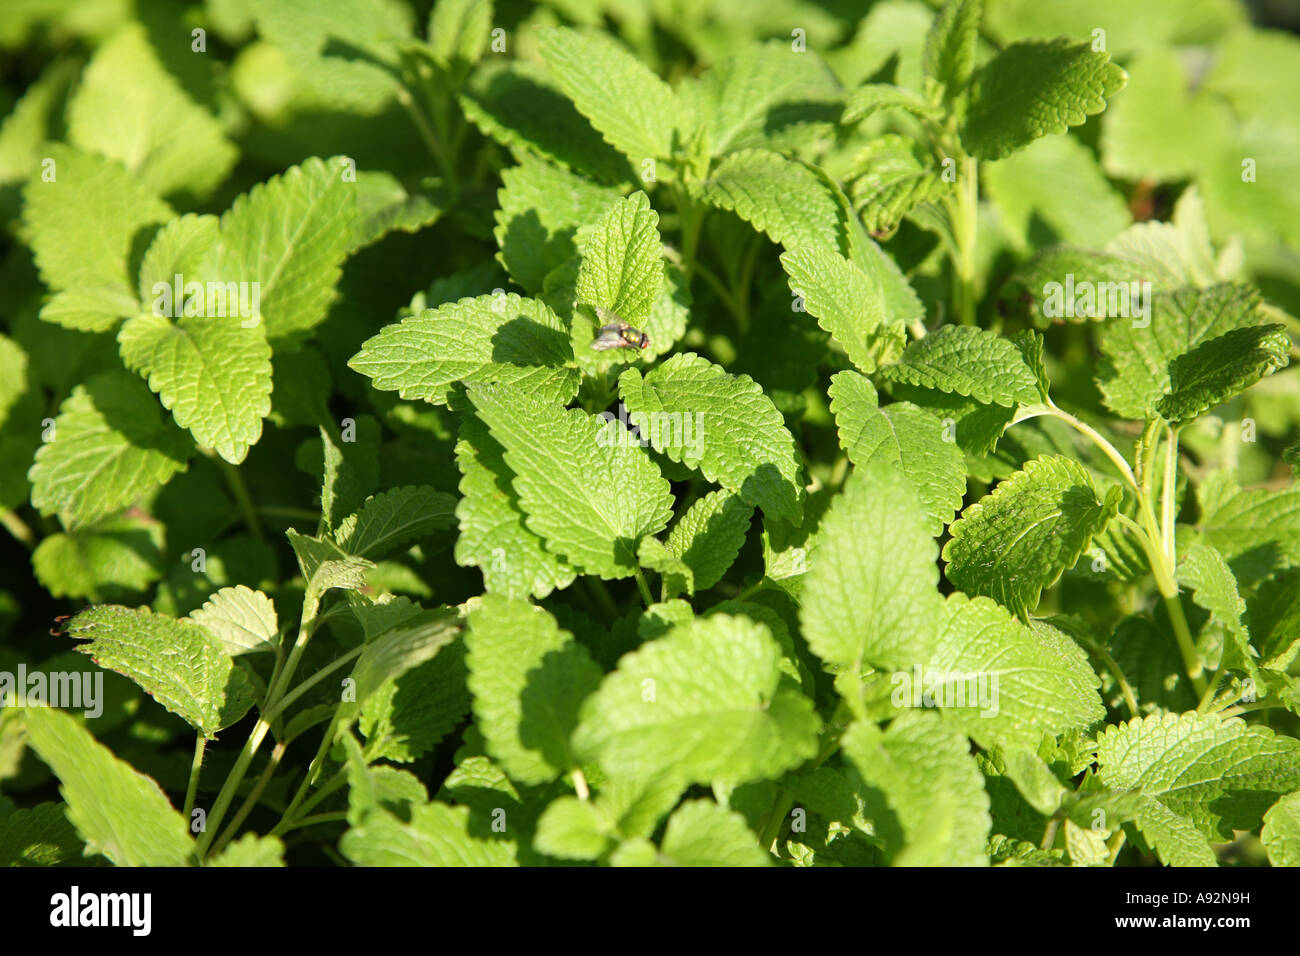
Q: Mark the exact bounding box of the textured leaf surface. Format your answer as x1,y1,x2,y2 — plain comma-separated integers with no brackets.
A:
453,415,576,599
204,156,356,339
349,293,578,407
539,27,680,163
961,39,1127,160
341,801,516,866
842,712,991,866
1155,325,1289,423
575,191,663,324
468,384,673,579
922,596,1106,750
466,595,602,785
28,371,192,530
618,352,802,523
64,605,255,736
1096,713,1300,842
573,614,819,785
1262,791,1300,868
22,144,171,297
943,456,1122,619
780,243,899,373
878,326,1047,408
335,485,457,559
800,462,940,671
829,371,966,534
188,585,279,657
664,490,753,592
1096,284,1261,420
117,314,272,464
924,0,982,98
695,149,845,252
67,26,236,197
22,707,192,866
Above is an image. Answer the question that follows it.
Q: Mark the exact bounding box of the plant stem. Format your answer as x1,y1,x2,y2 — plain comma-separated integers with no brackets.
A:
756,730,844,851
212,740,286,856
583,577,620,620
1161,425,1180,566
952,154,979,325
0,509,35,549
216,457,265,543
571,769,590,801
633,569,653,607
264,646,363,723
1040,815,1061,851
183,735,206,820
1043,404,1139,492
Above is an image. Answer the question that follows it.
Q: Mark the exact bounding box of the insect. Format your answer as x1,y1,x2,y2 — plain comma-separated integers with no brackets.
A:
591,306,650,352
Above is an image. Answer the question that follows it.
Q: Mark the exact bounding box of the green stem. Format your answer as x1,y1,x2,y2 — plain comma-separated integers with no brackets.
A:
1042,404,1139,491
952,154,979,325
583,577,620,620
281,811,347,833
633,569,653,607
183,735,206,820
196,714,272,858
1161,426,1180,566
216,457,265,543
0,509,35,550
264,646,363,723
756,730,844,851
571,769,590,801
1077,636,1139,719
275,768,347,836
212,740,286,857
1040,815,1062,852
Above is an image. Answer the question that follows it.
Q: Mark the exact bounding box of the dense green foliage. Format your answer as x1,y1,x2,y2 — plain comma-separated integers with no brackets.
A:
1,0,1299,868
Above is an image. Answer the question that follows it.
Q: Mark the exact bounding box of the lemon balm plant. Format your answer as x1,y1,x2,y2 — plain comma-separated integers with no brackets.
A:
1,0,1299,868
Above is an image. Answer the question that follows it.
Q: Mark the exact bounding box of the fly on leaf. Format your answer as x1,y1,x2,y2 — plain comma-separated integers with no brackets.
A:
591,306,649,352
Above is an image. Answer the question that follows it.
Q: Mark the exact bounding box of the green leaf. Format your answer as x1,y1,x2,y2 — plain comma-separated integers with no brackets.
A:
664,490,753,592
943,455,1122,620
460,61,633,183
1248,572,1300,671
335,485,457,559
841,712,991,866
63,605,255,737
341,800,517,866
1096,712,1300,842
533,796,611,860
117,314,273,464
828,371,966,534
348,171,445,252
452,414,577,599
251,0,413,114
22,707,193,867
339,608,462,723
878,325,1048,408
207,833,285,867
1155,325,1290,424
919,596,1106,750
22,144,172,298
617,352,803,523
694,149,846,252
38,286,141,334
28,370,192,530
1191,471,1300,585
66,25,236,197
204,156,356,340
188,585,279,657
800,461,940,672
961,39,1126,161
575,191,663,325
842,85,942,125
137,214,221,306
636,800,769,867
427,0,491,70
1096,284,1262,421
539,27,681,164
0,802,82,866
466,595,602,785
923,0,982,100
846,135,951,236
493,156,622,294
1125,793,1218,867
1262,791,1300,868
780,243,901,373
31,517,164,602
573,614,819,786
466,383,673,579
1176,543,1253,674
349,293,579,407
285,530,376,621
359,640,470,763
683,41,842,156
638,537,694,598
